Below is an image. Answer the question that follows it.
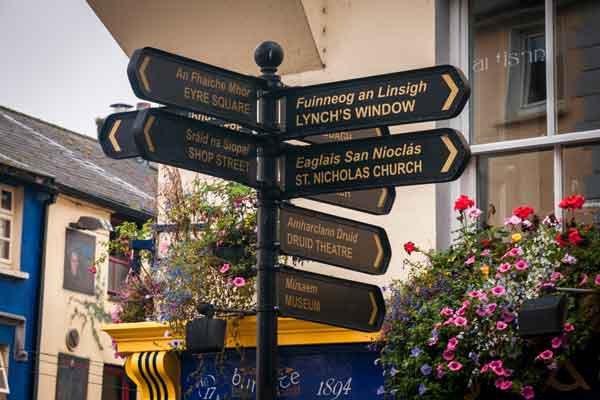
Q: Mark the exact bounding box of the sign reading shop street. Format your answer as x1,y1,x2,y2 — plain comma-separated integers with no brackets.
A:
132,108,259,187
279,204,391,275
301,127,396,215
276,267,385,332
128,47,267,129
283,128,470,198
280,65,469,139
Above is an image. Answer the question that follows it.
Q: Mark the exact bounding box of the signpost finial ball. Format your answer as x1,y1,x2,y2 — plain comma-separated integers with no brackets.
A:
255,41,284,72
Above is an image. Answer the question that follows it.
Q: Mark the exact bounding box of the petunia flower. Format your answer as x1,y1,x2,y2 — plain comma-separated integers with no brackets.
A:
440,307,454,317
447,361,463,372
579,274,589,286
595,275,600,286
514,259,529,271
521,385,535,400
491,286,506,296
496,321,508,330
219,263,231,273
232,276,246,287
564,323,575,332
498,263,511,273
535,349,554,361
481,248,491,256
551,337,562,349
442,350,455,361
550,272,563,281
447,337,459,350
465,256,476,265
454,316,468,327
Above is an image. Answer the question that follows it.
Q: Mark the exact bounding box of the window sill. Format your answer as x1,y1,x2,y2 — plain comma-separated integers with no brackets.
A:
0,267,29,280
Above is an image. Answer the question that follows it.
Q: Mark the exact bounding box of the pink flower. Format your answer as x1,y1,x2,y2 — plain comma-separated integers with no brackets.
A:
455,306,466,316
514,259,529,271
489,360,503,369
503,369,513,377
462,300,471,308
468,290,482,298
480,363,489,373
465,256,476,265
480,249,491,257
88,265,97,274
219,263,231,273
595,275,600,286
232,276,246,287
468,207,483,218
491,286,506,296
442,350,455,361
535,349,554,361
550,272,563,281
498,263,511,273
453,316,468,327
440,307,454,317
447,361,463,372
496,321,508,330
551,337,562,349
502,310,515,323
561,254,577,265
504,215,522,225
486,303,498,314
521,385,535,400
447,337,459,351
476,308,487,317
436,363,445,379
503,247,523,258
579,274,589,286
564,323,575,333
443,317,455,326
499,380,513,390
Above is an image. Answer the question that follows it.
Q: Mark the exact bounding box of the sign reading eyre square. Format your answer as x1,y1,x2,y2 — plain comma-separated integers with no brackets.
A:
279,204,391,275
127,47,267,129
280,65,469,139
283,128,470,198
276,266,385,332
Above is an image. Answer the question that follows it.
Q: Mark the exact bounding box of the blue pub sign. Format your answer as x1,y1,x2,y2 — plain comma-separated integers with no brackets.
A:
181,344,383,399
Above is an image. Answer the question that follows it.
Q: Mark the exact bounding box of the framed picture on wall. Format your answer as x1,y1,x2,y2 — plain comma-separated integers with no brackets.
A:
63,229,96,295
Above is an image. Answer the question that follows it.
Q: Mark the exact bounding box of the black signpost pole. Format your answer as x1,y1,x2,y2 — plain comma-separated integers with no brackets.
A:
254,41,284,400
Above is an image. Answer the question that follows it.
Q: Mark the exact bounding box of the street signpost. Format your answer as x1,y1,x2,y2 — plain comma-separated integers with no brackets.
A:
279,65,469,139
132,108,260,188
99,42,471,400
282,128,470,198
276,266,385,332
279,204,391,275
128,47,267,129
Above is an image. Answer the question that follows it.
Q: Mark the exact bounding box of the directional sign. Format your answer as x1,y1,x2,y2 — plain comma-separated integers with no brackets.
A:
276,266,385,332
301,126,395,215
280,65,469,139
132,108,260,187
282,128,470,198
98,111,141,159
279,204,391,275
128,47,267,129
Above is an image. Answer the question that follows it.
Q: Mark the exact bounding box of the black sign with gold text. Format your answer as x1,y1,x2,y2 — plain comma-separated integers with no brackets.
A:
276,267,385,332
128,47,267,129
279,204,391,275
282,128,470,198
280,65,469,139
98,111,141,159
132,108,259,187
300,126,395,215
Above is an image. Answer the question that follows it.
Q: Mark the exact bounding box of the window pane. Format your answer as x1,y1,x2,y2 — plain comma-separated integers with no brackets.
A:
556,0,600,133
0,240,9,261
478,150,554,226
470,0,547,144
0,191,11,212
108,259,129,295
563,143,600,224
0,219,10,240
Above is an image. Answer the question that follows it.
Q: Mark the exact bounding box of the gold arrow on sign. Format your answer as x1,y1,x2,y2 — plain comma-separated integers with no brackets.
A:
139,56,152,93
369,292,378,325
108,120,122,152
373,234,384,270
441,135,458,173
143,115,156,153
377,188,388,209
442,73,459,111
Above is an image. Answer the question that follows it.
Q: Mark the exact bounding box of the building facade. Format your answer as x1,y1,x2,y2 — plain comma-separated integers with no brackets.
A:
0,106,156,400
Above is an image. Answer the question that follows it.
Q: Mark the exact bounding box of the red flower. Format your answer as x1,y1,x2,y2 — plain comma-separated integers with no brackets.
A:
480,239,491,246
404,241,416,255
568,229,583,245
454,195,475,212
559,195,585,210
555,234,568,248
512,206,534,219
88,265,97,274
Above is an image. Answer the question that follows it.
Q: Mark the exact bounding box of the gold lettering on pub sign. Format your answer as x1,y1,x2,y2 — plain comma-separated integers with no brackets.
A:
293,143,423,188
184,127,253,175
294,80,428,128
175,67,253,115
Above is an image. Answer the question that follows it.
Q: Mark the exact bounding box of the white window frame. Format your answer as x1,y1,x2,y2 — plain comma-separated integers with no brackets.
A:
0,186,15,265
437,0,600,248
0,345,9,395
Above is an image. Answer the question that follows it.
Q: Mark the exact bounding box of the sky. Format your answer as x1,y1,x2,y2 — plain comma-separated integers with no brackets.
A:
0,0,140,137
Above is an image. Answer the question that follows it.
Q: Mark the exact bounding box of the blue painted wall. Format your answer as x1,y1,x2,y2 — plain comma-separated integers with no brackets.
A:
0,182,47,400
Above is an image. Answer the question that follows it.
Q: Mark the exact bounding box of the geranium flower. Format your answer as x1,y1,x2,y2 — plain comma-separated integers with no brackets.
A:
496,321,508,330
465,256,475,265
559,194,585,210
447,361,463,371
521,385,535,400
504,215,522,226
535,349,554,361
491,286,506,296
564,323,575,332
562,254,577,264
468,207,482,218
551,337,562,349
515,259,529,271
219,263,230,273
232,276,246,287
498,263,511,273
568,229,583,245
454,195,475,211
513,206,535,219
404,241,416,255
454,316,468,327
